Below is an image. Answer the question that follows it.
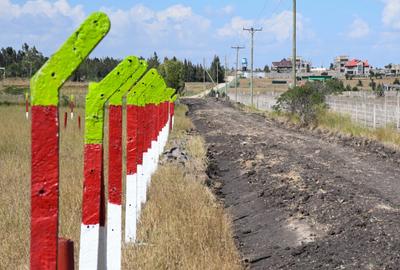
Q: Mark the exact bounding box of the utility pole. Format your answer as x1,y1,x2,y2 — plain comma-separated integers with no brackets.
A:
224,55,227,96
231,46,245,102
243,27,262,107
203,57,206,91
292,0,297,88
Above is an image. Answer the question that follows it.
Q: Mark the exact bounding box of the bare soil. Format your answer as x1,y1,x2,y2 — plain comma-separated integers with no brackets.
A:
183,98,400,270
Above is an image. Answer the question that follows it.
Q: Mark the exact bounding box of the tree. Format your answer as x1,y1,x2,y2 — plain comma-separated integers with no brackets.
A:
264,65,270,73
209,55,224,83
158,58,185,94
147,52,160,70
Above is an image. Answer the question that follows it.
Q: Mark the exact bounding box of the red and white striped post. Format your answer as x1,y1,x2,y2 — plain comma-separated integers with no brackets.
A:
30,12,110,269
106,61,146,270
70,94,75,119
79,56,144,269
25,92,29,119
125,68,160,243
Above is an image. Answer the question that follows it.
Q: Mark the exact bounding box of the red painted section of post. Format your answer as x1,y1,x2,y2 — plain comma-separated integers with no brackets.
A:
127,105,138,174
58,238,74,270
108,105,123,205
137,106,144,165
78,115,81,130
26,99,29,115
169,103,173,130
82,144,103,225
64,112,68,129
31,105,59,270
70,100,74,117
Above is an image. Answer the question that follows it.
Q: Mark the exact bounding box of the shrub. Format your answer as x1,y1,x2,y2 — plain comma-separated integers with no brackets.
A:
346,85,352,92
357,79,363,87
374,84,385,97
352,86,359,91
273,83,325,125
394,78,400,85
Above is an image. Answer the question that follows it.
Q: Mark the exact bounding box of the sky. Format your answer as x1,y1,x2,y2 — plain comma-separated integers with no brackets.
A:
1,0,400,68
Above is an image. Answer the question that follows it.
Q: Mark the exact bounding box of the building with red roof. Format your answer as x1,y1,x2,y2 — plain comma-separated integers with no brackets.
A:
344,59,370,76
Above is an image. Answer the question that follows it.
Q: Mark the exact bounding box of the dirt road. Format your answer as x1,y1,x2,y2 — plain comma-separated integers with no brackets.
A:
183,98,400,270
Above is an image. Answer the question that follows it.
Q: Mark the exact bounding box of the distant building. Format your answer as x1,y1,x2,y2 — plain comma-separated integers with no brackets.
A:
385,64,400,76
333,55,349,73
344,59,370,76
272,57,311,73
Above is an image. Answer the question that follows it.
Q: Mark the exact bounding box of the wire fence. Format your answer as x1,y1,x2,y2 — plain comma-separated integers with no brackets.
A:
227,90,400,130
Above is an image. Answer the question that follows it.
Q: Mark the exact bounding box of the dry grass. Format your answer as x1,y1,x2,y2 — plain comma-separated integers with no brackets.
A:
316,110,400,148
0,103,241,269
184,82,213,97
122,104,242,270
0,105,85,269
269,108,400,149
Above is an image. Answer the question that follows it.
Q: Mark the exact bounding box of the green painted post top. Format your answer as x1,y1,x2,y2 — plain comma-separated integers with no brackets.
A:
126,68,160,106
30,12,110,106
171,93,178,102
85,56,142,144
108,60,148,105
146,77,167,105
165,88,176,102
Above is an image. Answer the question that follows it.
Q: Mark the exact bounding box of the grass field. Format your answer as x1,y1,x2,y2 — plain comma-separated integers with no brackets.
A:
0,103,241,269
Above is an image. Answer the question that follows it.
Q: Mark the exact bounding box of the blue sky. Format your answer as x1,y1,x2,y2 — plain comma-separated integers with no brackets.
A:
1,0,400,68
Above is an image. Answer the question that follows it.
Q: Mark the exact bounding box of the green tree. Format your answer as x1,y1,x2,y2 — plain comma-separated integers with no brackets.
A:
158,58,185,94
264,65,270,73
209,55,224,83
147,52,160,70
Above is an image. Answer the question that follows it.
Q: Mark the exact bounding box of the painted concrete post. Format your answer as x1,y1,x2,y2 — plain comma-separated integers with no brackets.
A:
25,92,29,119
70,94,75,119
125,69,160,243
30,12,109,270
106,60,147,270
141,77,166,192
79,56,143,270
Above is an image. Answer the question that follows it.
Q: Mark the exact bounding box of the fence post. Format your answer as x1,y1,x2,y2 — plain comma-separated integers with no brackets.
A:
79,56,142,270
106,61,146,270
30,12,109,270
25,92,29,119
125,69,160,243
70,94,75,119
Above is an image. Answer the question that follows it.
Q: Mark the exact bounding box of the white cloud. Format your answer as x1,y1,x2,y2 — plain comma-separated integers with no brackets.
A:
221,5,234,15
217,16,253,38
0,0,85,54
382,0,400,29
100,4,211,57
217,11,306,42
348,18,370,38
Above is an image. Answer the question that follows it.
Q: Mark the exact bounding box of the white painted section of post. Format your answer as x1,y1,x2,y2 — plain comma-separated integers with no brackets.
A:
26,112,29,119
136,164,146,213
79,224,100,269
125,174,138,243
98,225,107,270
107,203,121,270
71,112,74,120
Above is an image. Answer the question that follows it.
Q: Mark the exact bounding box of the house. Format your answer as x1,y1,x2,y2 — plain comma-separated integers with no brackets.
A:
333,55,349,73
344,59,370,76
271,58,292,73
272,57,311,73
384,64,400,76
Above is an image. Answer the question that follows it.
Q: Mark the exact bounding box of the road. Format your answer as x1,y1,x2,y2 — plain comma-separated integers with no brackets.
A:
184,98,400,270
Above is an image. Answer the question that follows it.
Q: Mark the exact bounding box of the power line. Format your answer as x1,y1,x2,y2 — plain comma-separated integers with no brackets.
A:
231,46,245,102
243,27,262,107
